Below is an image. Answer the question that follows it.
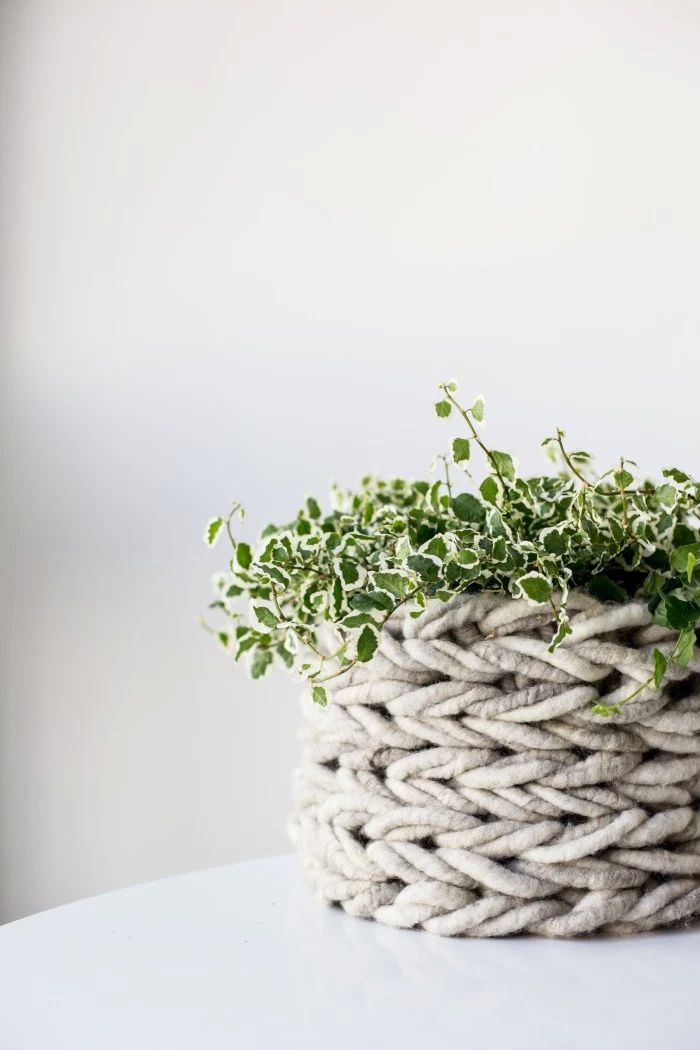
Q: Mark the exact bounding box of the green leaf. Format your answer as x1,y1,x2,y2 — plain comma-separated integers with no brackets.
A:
367,589,395,611
491,451,515,482
341,612,379,628
641,571,666,599
236,542,253,569
587,575,627,603
518,573,551,603
331,575,344,614
663,467,690,484
451,437,470,464
479,476,499,506
548,618,572,653
356,625,379,663
205,517,224,547
654,593,700,631
349,590,393,612
406,554,440,582
542,529,567,555
673,524,696,547
348,592,376,612
471,397,485,423
614,469,634,489
253,606,279,629
674,626,696,668
262,565,288,589
670,543,700,580
312,685,328,707
656,484,676,507
424,535,448,560
339,560,360,585
306,496,322,519
250,649,273,679
491,536,507,562
277,643,294,668
434,400,452,418
235,634,257,659
452,492,486,523
373,572,411,598
653,648,667,688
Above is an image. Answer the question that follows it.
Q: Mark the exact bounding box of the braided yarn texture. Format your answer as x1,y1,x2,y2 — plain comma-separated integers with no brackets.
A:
289,593,700,937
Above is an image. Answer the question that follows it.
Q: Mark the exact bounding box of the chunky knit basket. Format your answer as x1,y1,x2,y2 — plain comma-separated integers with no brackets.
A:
289,592,700,937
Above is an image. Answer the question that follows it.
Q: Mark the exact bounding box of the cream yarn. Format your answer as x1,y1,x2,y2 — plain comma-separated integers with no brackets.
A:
290,592,700,936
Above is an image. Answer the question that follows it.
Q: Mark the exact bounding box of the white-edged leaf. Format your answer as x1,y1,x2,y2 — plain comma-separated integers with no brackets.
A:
356,625,379,663
204,517,224,547
451,437,470,464
253,605,279,630
470,397,485,423
312,685,328,707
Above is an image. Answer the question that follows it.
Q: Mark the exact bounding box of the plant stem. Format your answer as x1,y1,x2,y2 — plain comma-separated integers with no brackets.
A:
555,430,594,488
439,454,453,499
314,586,421,685
555,432,658,497
601,633,684,716
440,385,510,493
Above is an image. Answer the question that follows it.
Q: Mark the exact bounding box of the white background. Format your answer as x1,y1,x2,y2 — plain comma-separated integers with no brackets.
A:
2,0,700,922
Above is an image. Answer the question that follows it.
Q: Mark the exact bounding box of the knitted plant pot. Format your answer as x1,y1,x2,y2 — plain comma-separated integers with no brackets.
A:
289,592,700,937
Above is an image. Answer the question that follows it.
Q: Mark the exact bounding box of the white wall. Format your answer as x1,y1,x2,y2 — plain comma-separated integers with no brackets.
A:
2,0,700,922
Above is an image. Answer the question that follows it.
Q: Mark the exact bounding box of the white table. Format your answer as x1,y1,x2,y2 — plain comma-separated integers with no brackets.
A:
0,854,696,1049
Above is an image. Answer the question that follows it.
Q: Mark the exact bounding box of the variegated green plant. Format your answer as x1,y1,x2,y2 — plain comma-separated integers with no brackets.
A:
203,381,700,715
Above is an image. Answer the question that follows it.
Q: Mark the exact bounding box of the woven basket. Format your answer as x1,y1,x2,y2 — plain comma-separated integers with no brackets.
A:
289,592,700,937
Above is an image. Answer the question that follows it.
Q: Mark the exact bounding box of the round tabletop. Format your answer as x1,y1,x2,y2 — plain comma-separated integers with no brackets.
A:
0,854,696,1049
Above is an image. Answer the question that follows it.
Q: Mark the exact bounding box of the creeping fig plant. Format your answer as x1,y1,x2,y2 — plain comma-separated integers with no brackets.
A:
204,383,700,715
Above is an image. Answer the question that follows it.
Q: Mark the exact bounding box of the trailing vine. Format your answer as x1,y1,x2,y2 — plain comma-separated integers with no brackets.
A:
203,381,700,714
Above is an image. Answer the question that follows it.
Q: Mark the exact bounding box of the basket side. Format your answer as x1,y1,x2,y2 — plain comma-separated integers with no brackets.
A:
290,593,700,937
